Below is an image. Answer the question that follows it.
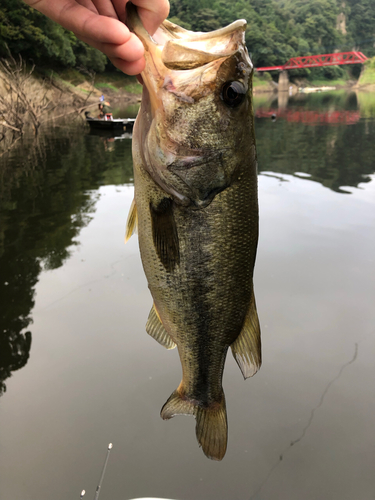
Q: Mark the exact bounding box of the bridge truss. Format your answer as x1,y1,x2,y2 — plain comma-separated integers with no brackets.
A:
256,51,368,72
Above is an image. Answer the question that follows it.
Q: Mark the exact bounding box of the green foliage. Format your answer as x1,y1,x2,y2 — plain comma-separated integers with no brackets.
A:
168,0,374,80
359,57,375,85
167,16,192,30
95,82,117,90
1,0,374,78
94,74,143,94
346,0,375,57
253,71,274,87
122,81,143,94
72,39,107,73
364,56,375,70
0,0,106,71
0,122,134,394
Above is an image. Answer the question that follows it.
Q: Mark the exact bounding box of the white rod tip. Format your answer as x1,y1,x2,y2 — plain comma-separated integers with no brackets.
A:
108,443,113,450
80,490,86,498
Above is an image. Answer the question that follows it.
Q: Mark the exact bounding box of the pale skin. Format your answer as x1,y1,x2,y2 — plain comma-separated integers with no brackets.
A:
23,0,170,75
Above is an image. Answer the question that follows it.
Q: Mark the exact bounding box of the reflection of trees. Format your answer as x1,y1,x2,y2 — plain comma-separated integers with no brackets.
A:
255,93,375,192
0,255,35,396
0,123,134,395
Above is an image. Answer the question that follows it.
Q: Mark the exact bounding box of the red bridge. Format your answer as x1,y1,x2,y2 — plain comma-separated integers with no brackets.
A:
256,51,368,72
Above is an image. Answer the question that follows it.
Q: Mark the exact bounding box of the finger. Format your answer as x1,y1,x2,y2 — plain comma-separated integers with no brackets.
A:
109,56,146,75
26,0,131,45
76,0,98,14
112,0,170,35
133,0,170,35
111,0,131,23
91,0,118,19
77,32,144,62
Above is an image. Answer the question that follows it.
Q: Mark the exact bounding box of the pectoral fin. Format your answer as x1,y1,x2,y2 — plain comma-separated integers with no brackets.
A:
231,291,261,379
146,304,176,350
150,198,180,272
125,198,138,243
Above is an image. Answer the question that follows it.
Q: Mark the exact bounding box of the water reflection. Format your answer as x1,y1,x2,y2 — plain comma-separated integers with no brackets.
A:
255,88,363,112
0,123,133,394
0,90,374,500
1,91,375,395
254,91,375,193
112,102,140,119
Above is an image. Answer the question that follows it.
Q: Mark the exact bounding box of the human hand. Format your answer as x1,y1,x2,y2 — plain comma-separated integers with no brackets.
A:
23,0,170,75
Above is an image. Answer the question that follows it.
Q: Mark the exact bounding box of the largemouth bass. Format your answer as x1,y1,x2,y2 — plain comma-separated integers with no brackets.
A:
126,3,261,461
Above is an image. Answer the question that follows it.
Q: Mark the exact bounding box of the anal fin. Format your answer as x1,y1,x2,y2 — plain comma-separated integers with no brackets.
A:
125,198,138,243
231,290,261,379
146,304,176,350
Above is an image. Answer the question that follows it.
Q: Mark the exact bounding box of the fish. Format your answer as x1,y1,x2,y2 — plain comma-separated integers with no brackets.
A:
125,3,261,461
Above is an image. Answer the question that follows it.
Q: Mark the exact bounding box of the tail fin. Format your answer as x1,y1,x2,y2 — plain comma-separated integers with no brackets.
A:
160,388,228,461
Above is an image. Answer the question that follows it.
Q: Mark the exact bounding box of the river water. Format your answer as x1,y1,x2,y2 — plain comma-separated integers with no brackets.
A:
1,90,375,500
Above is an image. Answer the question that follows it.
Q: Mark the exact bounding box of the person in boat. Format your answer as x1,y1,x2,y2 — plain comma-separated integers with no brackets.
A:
98,101,112,119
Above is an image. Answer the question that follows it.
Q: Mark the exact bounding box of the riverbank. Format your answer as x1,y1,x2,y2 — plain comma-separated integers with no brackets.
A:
0,65,142,152
48,68,143,103
355,57,375,91
2,60,374,146
34,69,143,118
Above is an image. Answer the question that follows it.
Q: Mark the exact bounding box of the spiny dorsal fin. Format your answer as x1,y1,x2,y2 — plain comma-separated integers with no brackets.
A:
146,304,176,350
125,198,138,243
231,290,261,379
150,197,180,272
161,388,228,461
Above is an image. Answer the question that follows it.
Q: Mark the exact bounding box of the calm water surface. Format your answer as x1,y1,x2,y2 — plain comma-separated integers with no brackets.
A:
1,90,375,500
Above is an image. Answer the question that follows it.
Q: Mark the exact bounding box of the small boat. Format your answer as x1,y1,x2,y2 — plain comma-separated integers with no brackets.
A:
85,112,136,131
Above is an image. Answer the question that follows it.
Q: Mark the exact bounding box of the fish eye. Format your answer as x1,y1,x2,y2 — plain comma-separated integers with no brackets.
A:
221,81,246,108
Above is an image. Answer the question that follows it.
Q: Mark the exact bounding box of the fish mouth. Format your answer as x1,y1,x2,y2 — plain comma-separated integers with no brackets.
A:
126,2,248,114
126,2,247,60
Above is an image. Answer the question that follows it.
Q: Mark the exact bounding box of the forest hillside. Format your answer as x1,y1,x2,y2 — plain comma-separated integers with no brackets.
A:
1,0,375,81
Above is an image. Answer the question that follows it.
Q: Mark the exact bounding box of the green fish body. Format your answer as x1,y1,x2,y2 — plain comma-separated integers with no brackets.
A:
126,4,261,461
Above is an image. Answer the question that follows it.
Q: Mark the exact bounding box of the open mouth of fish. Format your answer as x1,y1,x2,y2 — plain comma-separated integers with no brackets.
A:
126,3,253,208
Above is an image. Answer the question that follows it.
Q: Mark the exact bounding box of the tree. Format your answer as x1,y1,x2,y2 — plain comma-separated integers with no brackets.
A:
0,0,106,71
